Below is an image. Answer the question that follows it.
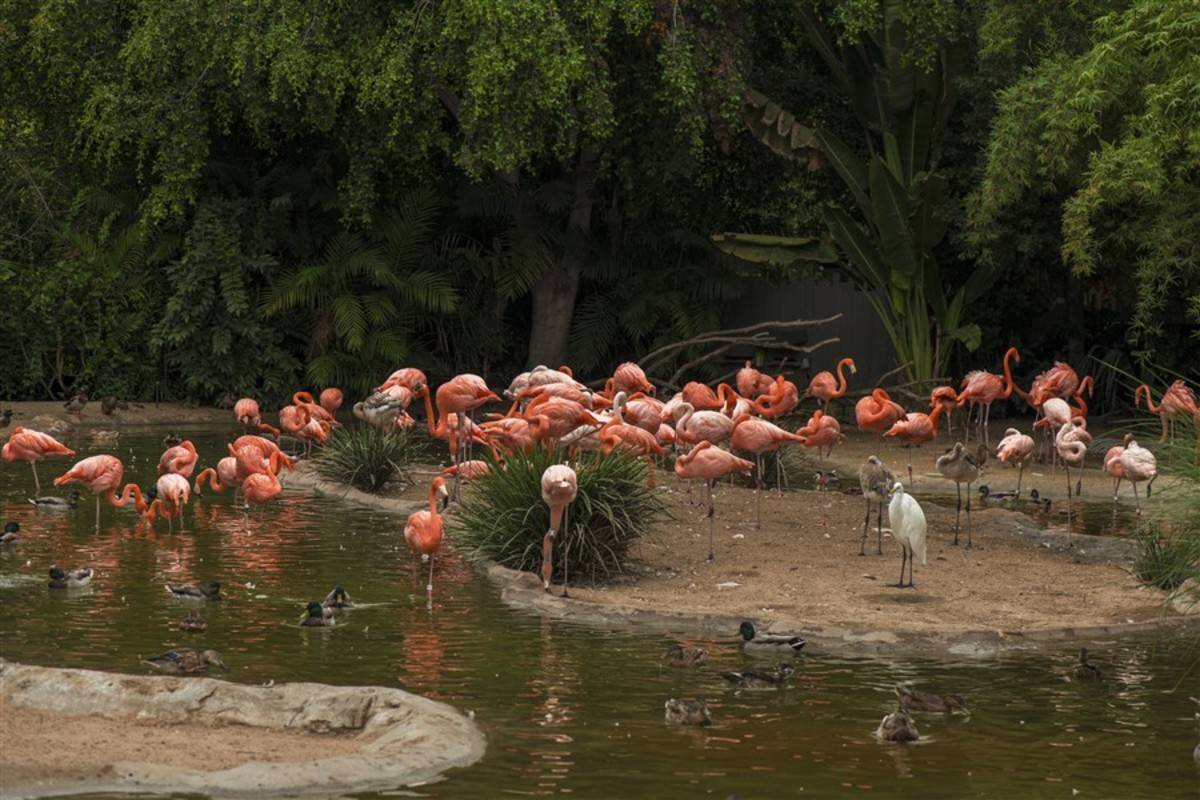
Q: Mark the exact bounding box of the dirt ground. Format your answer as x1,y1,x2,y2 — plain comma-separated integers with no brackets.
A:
0,696,364,780
562,473,1168,634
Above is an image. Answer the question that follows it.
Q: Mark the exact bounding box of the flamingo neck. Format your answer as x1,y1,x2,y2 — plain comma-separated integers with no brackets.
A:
110,483,143,509
834,360,851,395
1136,385,1159,413
423,389,439,437
928,403,945,433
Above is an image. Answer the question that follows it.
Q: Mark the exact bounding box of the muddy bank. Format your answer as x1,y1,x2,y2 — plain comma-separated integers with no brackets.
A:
0,660,485,798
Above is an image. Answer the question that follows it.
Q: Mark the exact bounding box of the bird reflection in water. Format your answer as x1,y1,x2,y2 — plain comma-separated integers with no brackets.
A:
519,616,582,794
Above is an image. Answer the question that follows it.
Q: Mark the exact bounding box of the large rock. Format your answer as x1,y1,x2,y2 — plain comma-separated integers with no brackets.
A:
1170,579,1199,615
0,660,485,798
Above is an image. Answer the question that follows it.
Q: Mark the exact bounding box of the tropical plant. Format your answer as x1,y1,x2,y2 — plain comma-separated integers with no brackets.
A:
314,424,419,492
265,190,459,395
716,3,991,384
452,447,666,584
1132,518,1200,592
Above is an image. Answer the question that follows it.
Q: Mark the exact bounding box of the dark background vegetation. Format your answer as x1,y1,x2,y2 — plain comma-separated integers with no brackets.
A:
2,0,1197,407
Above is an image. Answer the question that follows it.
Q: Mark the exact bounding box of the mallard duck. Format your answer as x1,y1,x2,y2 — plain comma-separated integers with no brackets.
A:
88,429,120,446
100,395,129,416
179,610,207,632
664,697,711,726
165,581,221,600
0,409,12,428
895,684,968,713
300,600,335,627
322,585,353,609
663,644,707,668
63,393,88,417
721,663,795,689
161,433,183,448
1,521,18,543
876,708,920,742
48,566,93,589
1073,648,1102,681
29,489,82,510
142,648,227,674
738,621,806,654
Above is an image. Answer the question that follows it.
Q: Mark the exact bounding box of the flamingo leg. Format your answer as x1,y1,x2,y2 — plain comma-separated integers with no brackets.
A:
94,494,101,533
860,498,870,556
965,482,973,549
706,480,715,562
31,462,41,496
1064,465,1073,535
1131,482,1141,516
1016,464,1025,500
561,503,570,598
906,446,913,487
755,454,763,530
541,530,555,591
427,553,435,596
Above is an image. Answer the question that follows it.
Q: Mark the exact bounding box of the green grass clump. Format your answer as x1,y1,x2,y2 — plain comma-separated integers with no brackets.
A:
451,447,666,584
314,424,417,492
1132,519,1200,591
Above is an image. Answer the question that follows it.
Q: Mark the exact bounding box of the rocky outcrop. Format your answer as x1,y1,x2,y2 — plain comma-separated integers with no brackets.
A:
0,660,485,798
1170,579,1198,615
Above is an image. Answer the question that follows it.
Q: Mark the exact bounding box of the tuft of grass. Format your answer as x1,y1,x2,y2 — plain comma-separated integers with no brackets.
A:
314,424,417,492
1132,519,1200,591
451,447,666,584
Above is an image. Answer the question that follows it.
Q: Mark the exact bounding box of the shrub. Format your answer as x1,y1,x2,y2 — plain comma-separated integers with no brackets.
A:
1132,519,1200,591
314,424,417,492
451,447,666,584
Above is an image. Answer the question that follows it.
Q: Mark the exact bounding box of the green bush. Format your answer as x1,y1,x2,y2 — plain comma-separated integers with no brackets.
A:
314,424,417,492
1133,520,1200,591
451,447,666,584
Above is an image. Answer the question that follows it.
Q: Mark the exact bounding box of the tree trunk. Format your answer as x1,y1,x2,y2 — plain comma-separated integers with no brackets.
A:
525,147,598,368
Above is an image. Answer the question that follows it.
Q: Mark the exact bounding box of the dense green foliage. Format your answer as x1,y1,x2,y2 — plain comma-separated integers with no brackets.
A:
452,448,665,583
1,0,1197,403
1132,517,1200,593
314,424,418,493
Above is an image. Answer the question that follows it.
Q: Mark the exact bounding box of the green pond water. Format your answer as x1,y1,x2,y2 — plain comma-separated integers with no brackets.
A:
1,428,1198,799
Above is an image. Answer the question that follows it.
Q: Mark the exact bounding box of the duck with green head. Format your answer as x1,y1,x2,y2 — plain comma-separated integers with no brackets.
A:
738,621,806,654
322,585,352,609
48,566,92,589
300,601,335,627
28,489,81,510
1,521,18,544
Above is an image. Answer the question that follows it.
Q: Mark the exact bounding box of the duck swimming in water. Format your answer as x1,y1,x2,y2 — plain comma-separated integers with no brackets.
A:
48,566,92,589
895,684,968,713
664,698,711,726
663,644,707,668
300,601,335,627
165,581,221,600
876,708,920,742
142,648,227,674
29,489,82,510
1,521,18,543
1073,648,1102,681
322,585,353,609
738,621,806,654
721,663,795,689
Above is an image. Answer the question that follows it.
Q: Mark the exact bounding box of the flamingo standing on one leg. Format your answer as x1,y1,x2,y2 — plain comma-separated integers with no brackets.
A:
882,405,945,486
956,347,1020,445
540,465,579,596
929,386,958,439
805,358,856,411
798,409,845,461
405,476,449,600
730,414,805,528
3,427,75,496
425,375,500,488
1120,438,1157,515
996,427,1036,499
52,455,145,532
750,375,801,419
855,389,906,435
674,442,753,562
1102,433,1132,504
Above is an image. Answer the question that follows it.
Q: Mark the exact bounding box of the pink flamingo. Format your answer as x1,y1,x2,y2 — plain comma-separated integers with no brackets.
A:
750,375,801,419
929,386,958,439
52,455,145,532
241,463,283,511
194,456,240,500
157,439,198,478
606,362,655,396
855,389,906,434
540,465,579,595
1120,438,1157,515
736,360,774,400
234,398,261,428
680,381,726,412
673,402,734,447
3,427,75,495
1055,420,1089,529
799,409,845,460
730,414,805,527
883,405,945,485
405,477,449,599
598,420,665,486
424,374,500,469
1102,433,1133,503
319,387,344,415
144,473,191,533
996,427,1036,499
674,442,753,562
376,367,428,394
956,346,1020,444
805,357,856,409
1135,381,1198,443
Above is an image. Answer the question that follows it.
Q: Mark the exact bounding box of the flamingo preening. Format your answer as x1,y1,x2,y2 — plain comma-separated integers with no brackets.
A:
1119,438,1157,515
1102,434,1132,503
144,473,191,533
996,428,1036,499
1055,420,1089,531
855,389,906,435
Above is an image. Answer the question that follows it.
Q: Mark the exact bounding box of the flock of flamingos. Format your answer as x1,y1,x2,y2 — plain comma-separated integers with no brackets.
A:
2,348,1196,595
